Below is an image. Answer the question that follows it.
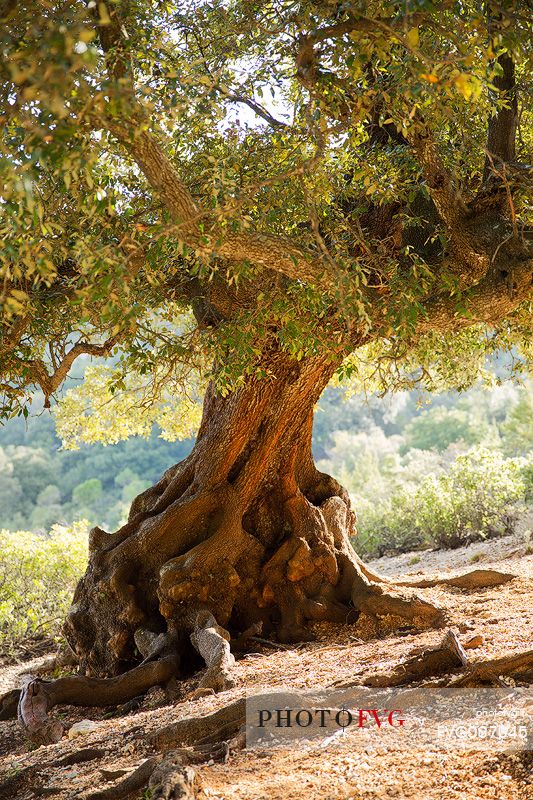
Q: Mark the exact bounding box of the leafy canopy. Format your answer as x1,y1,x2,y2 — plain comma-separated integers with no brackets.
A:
1,0,531,439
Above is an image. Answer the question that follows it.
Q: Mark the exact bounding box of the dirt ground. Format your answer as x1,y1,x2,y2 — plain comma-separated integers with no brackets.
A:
0,531,531,800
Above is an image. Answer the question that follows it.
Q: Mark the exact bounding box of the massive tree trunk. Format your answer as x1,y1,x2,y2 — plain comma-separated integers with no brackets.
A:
65,350,443,680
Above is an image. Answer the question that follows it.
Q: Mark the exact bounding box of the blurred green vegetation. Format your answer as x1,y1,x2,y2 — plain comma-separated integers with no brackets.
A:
0,522,88,659
315,381,532,557
0,375,531,557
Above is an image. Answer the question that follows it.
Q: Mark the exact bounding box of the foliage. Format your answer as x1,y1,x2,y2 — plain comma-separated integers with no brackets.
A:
0,399,194,531
355,448,529,557
0,0,531,422
500,388,533,457
54,363,203,449
402,406,486,453
0,522,88,657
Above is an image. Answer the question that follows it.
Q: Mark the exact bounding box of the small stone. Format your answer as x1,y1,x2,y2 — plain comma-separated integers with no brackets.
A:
464,635,484,649
458,622,474,633
100,768,131,781
68,720,99,739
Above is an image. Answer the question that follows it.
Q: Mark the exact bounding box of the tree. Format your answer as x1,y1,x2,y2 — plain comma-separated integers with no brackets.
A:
402,406,485,453
0,0,532,698
72,477,103,507
501,385,533,456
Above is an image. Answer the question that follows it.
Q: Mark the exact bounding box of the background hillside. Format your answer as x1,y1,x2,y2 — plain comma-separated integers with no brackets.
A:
0,363,531,554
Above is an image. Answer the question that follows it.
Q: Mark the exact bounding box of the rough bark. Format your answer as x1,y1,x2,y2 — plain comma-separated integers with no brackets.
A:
63,350,443,682
16,655,179,744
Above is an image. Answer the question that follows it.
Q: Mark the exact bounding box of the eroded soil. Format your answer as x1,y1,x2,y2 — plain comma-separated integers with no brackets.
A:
1,532,531,800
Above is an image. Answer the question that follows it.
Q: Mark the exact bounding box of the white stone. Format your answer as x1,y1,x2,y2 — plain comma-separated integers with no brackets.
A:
67,719,99,739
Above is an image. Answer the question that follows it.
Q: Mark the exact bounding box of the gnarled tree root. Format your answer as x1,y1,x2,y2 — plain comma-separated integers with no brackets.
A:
149,697,247,751
332,633,533,690
188,609,236,692
84,699,256,800
356,583,446,632
396,569,516,590
448,649,533,687
148,757,200,800
84,756,163,800
13,654,179,745
358,629,468,688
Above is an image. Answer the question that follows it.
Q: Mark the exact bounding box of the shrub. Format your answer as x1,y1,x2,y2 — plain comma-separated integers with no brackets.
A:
402,406,485,453
0,522,88,659
354,447,527,558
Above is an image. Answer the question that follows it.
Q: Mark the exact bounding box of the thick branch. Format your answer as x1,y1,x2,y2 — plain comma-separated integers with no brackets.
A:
96,11,324,285
407,128,469,227
483,49,518,180
415,247,532,334
22,333,122,407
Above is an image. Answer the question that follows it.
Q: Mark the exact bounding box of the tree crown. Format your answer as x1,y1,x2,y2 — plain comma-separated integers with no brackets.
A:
1,0,531,437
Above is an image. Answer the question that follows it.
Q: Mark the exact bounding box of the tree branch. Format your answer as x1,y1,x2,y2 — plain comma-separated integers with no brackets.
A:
484,52,518,177
415,247,532,334
94,9,324,285
225,93,287,128
483,1,519,182
20,334,122,407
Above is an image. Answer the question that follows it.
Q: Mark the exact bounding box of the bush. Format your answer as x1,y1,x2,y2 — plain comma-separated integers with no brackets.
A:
0,522,88,659
402,406,485,453
354,447,528,558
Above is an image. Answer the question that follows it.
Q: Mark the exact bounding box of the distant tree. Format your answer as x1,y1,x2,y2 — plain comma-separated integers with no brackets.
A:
31,483,64,531
72,478,103,509
0,2,531,684
403,406,486,453
501,387,533,456
114,467,140,489
36,484,61,506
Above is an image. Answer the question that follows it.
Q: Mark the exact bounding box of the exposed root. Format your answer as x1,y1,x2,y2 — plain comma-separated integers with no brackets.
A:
53,748,107,766
149,697,247,751
188,609,236,692
448,649,533,687
85,701,250,800
18,678,65,745
355,581,446,634
84,756,162,800
331,629,468,688
365,629,468,687
15,655,179,744
396,568,516,590
148,756,200,799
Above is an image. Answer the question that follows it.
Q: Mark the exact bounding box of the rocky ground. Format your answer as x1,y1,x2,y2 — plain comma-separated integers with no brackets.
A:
0,531,531,800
